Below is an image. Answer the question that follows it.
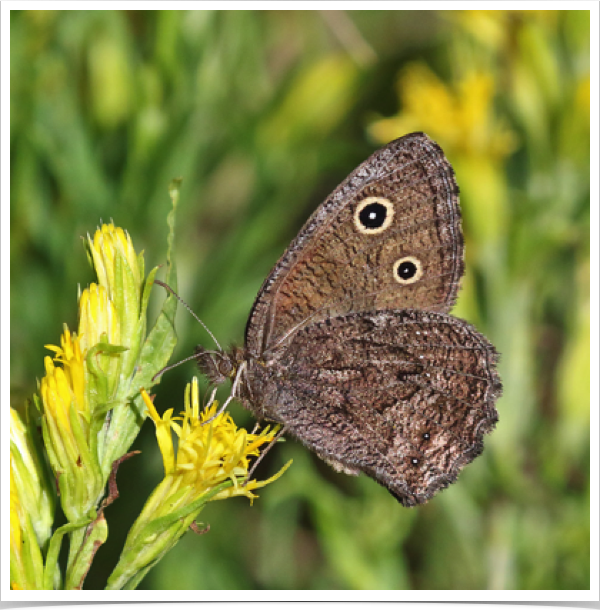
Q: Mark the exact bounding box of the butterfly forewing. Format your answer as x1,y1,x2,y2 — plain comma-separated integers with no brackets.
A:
245,133,463,357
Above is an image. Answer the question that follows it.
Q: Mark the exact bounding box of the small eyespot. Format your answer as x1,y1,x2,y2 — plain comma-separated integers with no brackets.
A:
410,457,420,466
422,432,431,441
354,197,394,234
393,256,423,285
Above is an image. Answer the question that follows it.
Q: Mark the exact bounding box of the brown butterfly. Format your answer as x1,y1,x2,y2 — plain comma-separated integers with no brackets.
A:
196,132,501,506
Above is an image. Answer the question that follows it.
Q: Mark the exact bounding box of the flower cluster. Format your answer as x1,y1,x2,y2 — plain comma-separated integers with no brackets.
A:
105,379,291,590
11,222,176,589
38,224,152,523
11,216,290,591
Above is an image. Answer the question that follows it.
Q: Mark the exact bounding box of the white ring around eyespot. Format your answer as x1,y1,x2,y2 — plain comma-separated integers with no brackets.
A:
354,197,395,235
393,256,423,285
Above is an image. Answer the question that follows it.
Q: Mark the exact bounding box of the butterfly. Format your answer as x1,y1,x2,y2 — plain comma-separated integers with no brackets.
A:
196,132,501,506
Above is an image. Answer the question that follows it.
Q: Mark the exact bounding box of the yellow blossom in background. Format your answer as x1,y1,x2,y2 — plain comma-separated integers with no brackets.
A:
576,74,590,114
369,63,516,160
447,10,559,51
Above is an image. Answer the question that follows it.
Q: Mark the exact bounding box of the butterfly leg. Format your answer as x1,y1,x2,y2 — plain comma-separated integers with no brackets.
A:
242,425,287,486
201,361,247,425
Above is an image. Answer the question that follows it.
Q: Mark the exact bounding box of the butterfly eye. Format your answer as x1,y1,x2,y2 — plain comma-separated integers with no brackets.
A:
393,256,423,285
354,197,394,234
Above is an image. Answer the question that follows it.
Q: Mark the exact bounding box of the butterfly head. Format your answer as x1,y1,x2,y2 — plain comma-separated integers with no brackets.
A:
195,346,232,385
195,345,247,387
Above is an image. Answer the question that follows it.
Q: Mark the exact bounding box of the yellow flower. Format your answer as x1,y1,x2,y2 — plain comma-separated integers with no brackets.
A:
87,223,141,301
38,223,152,521
369,63,516,160
78,283,120,353
44,327,87,422
39,336,104,521
86,223,145,353
10,467,23,562
10,406,55,549
10,466,44,589
20,213,178,589
40,348,87,459
142,379,291,504
106,381,291,590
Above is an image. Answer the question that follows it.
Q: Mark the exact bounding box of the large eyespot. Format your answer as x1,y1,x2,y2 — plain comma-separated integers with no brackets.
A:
393,256,423,285
354,197,394,234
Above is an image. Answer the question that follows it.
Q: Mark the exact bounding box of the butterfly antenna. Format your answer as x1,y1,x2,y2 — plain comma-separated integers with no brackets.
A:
154,279,222,351
152,353,200,382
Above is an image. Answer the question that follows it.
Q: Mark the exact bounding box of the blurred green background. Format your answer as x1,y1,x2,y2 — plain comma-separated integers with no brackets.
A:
10,10,590,590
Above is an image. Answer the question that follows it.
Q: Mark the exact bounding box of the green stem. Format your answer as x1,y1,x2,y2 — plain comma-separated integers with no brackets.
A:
105,480,232,590
43,517,92,590
64,515,108,590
